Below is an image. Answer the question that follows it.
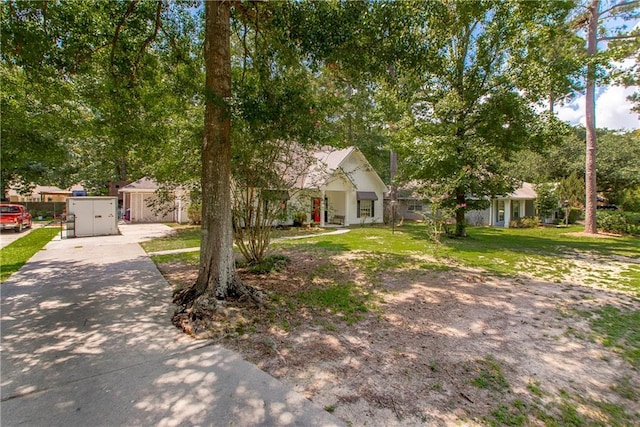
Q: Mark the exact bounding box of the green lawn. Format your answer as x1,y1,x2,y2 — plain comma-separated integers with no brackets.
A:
273,224,640,293
144,223,640,293
276,223,638,258
140,226,201,252
0,227,60,282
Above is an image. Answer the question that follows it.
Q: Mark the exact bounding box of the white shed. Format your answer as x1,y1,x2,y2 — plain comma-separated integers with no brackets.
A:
66,197,119,237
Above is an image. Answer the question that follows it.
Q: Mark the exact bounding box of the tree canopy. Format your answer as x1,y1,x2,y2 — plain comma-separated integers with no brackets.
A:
390,0,574,236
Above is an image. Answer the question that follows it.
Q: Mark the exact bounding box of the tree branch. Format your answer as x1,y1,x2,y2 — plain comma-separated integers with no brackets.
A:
597,33,640,42
110,0,140,78
599,0,640,19
129,0,164,87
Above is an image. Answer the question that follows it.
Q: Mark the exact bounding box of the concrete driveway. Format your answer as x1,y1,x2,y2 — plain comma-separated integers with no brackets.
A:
1,223,342,426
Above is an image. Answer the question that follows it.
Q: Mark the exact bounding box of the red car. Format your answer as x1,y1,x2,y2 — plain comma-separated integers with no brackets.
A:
0,204,33,232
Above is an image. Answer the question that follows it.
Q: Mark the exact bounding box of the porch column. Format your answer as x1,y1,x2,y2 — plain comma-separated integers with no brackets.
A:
343,191,350,226
320,190,325,227
122,193,127,221
504,200,511,228
489,199,494,226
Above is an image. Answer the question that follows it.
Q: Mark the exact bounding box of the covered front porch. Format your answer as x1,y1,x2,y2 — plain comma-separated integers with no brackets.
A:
310,190,350,226
490,198,535,227
308,190,379,227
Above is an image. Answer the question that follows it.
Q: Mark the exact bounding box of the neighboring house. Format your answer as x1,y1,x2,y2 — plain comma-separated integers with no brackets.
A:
384,181,538,228
384,182,426,221
293,147,388,226
465,182,537,227
119,177,189,224
7,184,86,202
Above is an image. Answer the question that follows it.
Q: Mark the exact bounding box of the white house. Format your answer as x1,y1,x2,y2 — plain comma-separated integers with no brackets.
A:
293,147,388,226
119,177,189,224
465,182,537,227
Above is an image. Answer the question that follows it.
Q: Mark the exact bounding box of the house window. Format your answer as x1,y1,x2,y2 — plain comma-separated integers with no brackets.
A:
497,200,505,223
359,200,372,217
408,199,423,212
356,191,378,218
512,200,521,220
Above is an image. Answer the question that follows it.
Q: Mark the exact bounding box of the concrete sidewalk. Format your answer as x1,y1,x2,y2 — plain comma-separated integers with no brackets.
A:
1,223,343,426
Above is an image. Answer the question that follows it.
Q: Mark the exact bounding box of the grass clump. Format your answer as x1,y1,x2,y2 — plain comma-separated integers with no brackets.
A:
150,251,200,265
527,380,545,398
297,283,371,325
1,227,60,282
587,305,640,368
610,376,639,401
244,254,290,274
533,388,638,426
486,401,528,427
471,355,510,392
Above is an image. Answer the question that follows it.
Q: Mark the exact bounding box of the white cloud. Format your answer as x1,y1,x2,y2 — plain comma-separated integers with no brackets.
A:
556,85,639,130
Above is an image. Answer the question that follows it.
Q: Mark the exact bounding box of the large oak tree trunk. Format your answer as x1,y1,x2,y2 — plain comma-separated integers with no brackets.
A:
196,0,240,299
584,0,599,235
175,1,243,311
173,2,262,335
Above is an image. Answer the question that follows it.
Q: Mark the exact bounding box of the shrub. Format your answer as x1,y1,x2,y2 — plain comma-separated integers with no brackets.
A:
568,208,582,224
535,183,558,220
292,212,307,227
187,204,202,225
558,207,582,225
509,216,540,228
619,187,640,212
245,254,291,274
597,211,640,235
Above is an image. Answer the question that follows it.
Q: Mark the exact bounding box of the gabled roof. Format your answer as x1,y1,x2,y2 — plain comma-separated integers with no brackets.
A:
316,147,355,171
119,177,159,192
297,147,355,189
385,180,424,200
504,182,537,200
298,146,387,191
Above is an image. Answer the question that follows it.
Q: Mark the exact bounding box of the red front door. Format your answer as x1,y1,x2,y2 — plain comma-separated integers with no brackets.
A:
312,198,321,223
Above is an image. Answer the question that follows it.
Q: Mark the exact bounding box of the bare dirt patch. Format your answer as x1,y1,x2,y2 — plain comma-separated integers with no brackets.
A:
565,231,623,239
158,249,640,426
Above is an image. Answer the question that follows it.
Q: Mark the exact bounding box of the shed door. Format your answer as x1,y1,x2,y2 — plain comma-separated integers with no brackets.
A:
71,200,95,237
93,199,117,235
71,199,117,236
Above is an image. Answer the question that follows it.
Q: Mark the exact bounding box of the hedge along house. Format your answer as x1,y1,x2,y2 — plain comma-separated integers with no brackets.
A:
465,182,537,227
119,177,189,224
293,147,388,226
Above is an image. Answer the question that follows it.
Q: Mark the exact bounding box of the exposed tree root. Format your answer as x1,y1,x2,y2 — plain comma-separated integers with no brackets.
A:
171,279,268,338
